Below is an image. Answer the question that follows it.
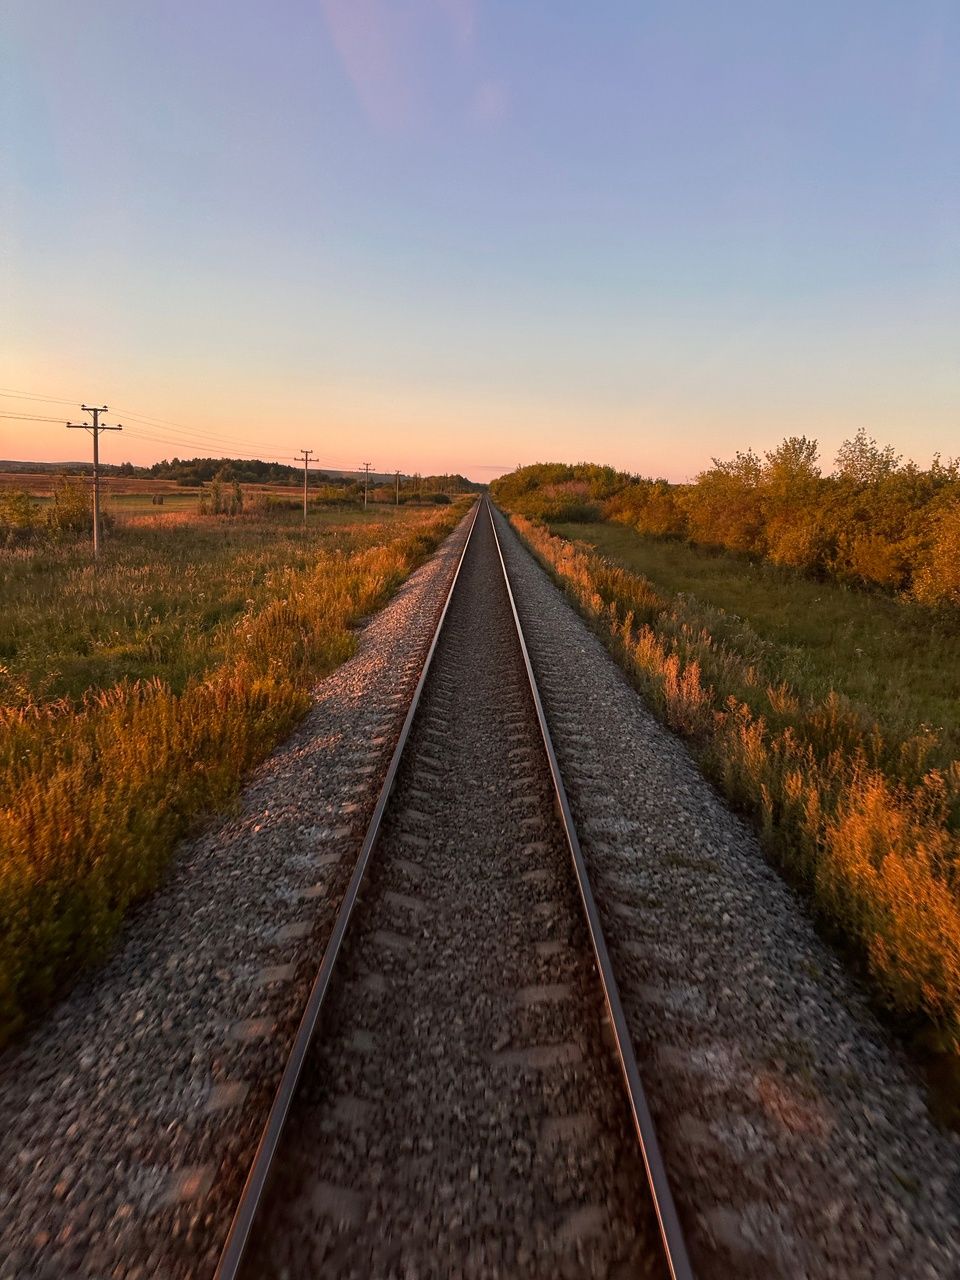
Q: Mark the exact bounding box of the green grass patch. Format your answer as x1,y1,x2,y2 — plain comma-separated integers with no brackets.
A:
509,512,960,1093
553,521,960,771
1,505,428,704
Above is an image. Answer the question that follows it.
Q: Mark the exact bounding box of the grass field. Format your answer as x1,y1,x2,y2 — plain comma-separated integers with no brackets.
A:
0,501,466,1045
1,504,434,703
0,471,193,500
513,513,960,1105
553,522,960,771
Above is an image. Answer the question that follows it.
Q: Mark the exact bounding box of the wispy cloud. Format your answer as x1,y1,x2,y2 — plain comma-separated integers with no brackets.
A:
319,0,504,132
318,0,415,129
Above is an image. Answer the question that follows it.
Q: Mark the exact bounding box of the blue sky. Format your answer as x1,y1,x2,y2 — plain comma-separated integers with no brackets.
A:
2,1,957,479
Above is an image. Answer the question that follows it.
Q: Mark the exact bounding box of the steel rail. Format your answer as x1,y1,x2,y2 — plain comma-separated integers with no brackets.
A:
214,498,482,1280
487,498,696,1280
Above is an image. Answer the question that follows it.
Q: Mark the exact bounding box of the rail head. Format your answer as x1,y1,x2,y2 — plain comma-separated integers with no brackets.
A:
486,498,695,1280
214,498,482,1280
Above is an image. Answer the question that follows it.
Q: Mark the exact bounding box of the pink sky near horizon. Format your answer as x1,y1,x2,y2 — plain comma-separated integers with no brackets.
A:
3,325,955,482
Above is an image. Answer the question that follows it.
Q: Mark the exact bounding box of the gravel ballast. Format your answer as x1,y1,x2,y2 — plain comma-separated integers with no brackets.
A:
241,501,664,1280
493,504,960,1280
0,509,474,1280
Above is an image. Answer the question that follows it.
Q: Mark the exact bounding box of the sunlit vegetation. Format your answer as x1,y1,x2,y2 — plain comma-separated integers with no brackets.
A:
492,433,960,608
0,501,464,1045
500,511,960,1063
0,465,481,538
552,521,960,772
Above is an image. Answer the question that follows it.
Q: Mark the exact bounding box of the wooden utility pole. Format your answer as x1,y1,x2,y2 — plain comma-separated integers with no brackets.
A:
297,448,315,523
395,470,400,506
360,461,373,508
66,404,123,558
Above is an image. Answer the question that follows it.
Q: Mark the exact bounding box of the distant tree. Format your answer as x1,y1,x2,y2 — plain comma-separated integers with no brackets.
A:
835,428,902,486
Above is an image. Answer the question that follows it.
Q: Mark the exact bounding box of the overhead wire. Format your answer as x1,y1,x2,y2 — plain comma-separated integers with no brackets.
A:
0,386,296,455
0,388,80,407
116,414,301,458
0,411,74,424
0,385,373,475
119,427,303,467
0,386,303,460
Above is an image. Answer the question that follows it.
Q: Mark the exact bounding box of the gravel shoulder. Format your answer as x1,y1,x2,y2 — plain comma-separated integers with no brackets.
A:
493,504,960,1280
0,508,474,1280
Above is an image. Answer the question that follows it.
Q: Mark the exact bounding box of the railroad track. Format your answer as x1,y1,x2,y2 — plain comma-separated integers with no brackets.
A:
214,498,692,1280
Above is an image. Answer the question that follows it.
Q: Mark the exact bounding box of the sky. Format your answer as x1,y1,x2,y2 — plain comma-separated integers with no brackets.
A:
1,1,958,482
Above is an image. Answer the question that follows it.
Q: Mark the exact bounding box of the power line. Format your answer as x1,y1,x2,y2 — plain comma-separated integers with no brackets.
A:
0,388,80,407
118,428,350,475
119,426,300,462
118,427,286,461
0,411,70,423
66,404,123,560
0,384,393,481
0,385,298,459
116,417,298,457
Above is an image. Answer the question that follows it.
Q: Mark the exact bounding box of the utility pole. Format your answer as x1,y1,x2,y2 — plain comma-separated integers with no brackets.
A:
297,448,315,523
395,470,400,506
66,404,123,559
360,461,373,508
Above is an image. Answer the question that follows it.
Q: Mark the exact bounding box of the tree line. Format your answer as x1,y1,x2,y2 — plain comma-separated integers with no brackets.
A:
490,432,960,607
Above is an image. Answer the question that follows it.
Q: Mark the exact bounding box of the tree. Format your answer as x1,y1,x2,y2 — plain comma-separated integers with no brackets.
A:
835,429,901,485
684,450,764,553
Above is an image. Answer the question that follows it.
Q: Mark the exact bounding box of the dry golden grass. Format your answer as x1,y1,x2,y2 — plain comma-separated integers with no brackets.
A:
0,503,464,1045
511,514,960,1050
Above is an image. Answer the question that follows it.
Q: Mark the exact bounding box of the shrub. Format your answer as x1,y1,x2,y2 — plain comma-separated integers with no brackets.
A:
47,475,98,535
914,503,960,608
199,470,244,516
0,490,42,546
492,443,960,606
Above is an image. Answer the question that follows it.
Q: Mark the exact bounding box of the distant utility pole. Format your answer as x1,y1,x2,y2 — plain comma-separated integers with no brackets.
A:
395,470,400,506
66,404,123,559
360,461,373,508
297,448,315,523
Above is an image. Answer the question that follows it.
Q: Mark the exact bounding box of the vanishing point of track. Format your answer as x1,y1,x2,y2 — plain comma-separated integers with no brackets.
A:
214,498,693,1280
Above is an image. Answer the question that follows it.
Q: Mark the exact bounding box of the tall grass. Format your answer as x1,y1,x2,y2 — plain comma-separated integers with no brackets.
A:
509,514,960,1052
0,505,463,1046
552,520,960,771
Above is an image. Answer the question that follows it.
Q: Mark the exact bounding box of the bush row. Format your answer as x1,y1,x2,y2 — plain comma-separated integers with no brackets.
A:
490,436,960,607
